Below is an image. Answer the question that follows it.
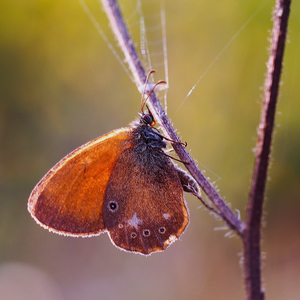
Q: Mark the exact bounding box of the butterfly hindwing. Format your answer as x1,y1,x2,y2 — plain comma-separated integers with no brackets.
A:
103,145,189,255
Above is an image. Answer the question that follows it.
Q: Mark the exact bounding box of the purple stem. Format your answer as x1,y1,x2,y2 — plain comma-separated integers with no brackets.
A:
244,1,291,299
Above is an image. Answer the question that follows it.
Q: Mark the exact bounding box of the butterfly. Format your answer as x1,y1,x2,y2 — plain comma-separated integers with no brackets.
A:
28,74,199,255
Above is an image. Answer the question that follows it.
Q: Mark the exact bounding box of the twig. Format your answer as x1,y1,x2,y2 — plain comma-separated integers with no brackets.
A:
243,1,291,299
101,0,245,237
100,0,291,299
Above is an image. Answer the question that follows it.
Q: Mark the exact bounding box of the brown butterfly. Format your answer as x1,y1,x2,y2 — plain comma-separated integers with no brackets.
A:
28,74,199,255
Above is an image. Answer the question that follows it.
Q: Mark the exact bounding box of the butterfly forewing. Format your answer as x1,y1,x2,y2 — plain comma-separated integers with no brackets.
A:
28,128,133,236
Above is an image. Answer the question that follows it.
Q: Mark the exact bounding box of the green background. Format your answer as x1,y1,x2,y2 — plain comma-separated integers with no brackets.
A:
1,0,300,299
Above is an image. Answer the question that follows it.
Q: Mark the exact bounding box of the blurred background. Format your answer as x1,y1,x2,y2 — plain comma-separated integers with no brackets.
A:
1,0,299,299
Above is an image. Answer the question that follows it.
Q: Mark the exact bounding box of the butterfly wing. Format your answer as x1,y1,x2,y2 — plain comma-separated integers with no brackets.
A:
28,128,133,236
103,146,189,255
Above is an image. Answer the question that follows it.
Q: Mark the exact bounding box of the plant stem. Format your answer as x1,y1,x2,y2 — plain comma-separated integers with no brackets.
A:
244,1,291,299
101,0,292,299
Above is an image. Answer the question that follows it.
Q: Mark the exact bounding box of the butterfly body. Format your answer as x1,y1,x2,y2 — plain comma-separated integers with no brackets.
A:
28,112,194,255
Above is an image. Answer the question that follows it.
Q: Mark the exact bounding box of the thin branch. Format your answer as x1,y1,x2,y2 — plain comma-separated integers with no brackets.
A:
101,0,293,299
101,0,245,237
244,1,291,300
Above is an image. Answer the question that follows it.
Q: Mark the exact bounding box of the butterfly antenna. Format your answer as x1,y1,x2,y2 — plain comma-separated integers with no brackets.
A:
141,70,156,113
141,70,167,113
